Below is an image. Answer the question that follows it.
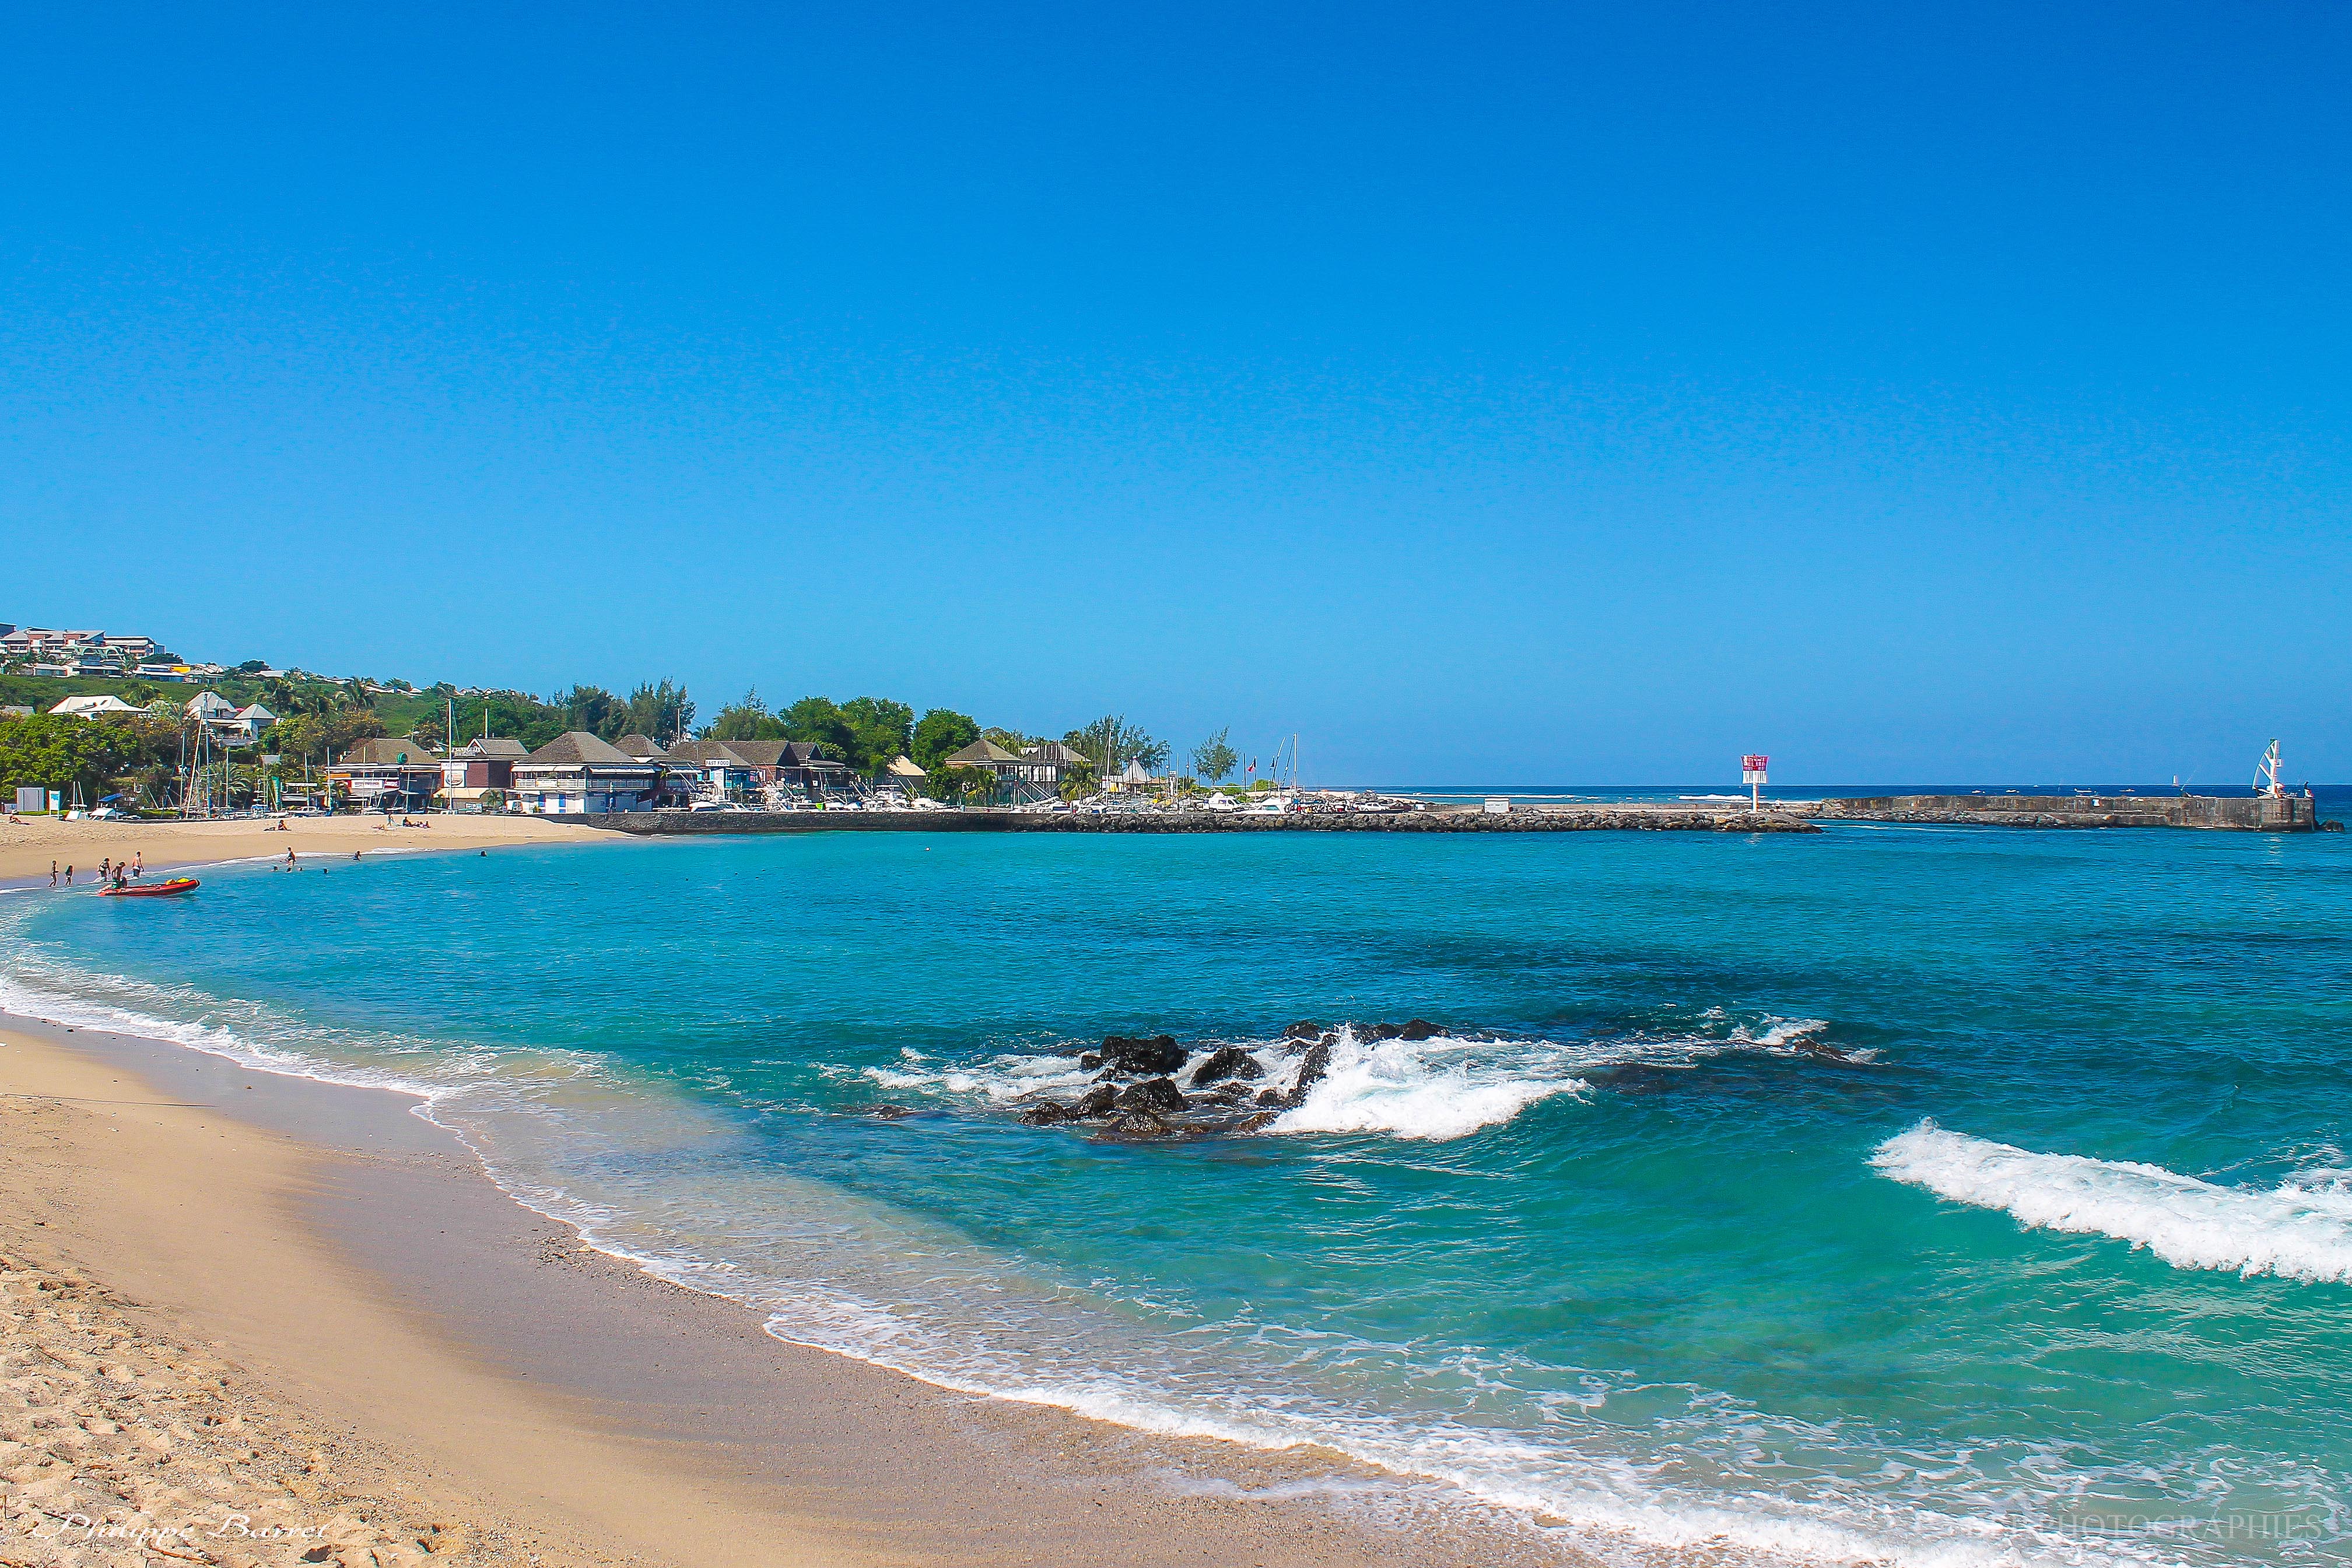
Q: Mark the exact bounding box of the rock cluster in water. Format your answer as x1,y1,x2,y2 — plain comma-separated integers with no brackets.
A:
1017,1020,1443,1139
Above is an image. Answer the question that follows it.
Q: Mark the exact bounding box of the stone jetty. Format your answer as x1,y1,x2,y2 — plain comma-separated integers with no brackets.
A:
1806,793,2334,832
577,805,1822,835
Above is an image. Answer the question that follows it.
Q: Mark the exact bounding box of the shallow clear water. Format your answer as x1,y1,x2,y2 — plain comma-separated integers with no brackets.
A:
6,818,2349,1567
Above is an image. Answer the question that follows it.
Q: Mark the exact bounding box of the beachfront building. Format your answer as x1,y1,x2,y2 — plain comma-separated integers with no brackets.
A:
440,736,526,792
1016,741,1089,789
663,738,760,801
327,737,444,812
941,738,1023,777
513,731,663,815
711,739,855,802
439,736,528,812
940,738,1050,805
614,734,670,763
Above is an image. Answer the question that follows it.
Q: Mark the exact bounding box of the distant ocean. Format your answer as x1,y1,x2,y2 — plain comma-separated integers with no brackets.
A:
6,800,2349,1567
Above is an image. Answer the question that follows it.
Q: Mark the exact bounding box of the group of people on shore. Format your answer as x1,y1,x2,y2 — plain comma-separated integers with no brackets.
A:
50,852,143,889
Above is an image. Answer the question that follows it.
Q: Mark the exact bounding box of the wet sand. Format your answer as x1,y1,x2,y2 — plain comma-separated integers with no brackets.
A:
0,1013,1573,1568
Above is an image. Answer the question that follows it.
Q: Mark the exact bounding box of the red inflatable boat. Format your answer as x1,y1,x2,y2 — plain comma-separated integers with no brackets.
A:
97,877,199,897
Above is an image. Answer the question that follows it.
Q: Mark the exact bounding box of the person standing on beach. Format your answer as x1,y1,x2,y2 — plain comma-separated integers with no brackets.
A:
64,864,72,885
50,861,57,887
133,851,142,878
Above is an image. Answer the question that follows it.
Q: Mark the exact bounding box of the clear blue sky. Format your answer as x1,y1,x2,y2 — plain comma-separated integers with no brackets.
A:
5,5,2346,784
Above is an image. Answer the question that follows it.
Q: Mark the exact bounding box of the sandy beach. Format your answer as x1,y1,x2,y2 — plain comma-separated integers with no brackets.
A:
0,814,615,886
0,1014,1561,1568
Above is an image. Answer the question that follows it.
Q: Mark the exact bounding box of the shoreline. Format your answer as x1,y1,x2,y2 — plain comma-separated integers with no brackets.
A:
580,805,1822,834
0,813,616,885
0,1008,1576,1568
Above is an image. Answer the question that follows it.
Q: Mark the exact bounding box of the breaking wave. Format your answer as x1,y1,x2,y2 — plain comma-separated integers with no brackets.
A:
1270,1032,1587,1139
1873,1122,2352,1285
864,1013,1842,1142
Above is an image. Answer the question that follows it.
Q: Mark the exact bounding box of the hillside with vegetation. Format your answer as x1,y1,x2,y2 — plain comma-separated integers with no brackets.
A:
1,659,1232,812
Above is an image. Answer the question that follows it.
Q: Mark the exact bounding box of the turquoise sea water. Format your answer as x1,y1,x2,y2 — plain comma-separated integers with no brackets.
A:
5,816,2349,1567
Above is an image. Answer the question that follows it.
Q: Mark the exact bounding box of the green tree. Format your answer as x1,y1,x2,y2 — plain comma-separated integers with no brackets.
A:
839,696,915,775
1069,714,1168,775
275,706,384,766
704,689,783,741
781,696,853,758
927,763,993,805
561,685,628,741
0,717,136,801
912,708,979,772
623,679,696,743
1190,727,1238,783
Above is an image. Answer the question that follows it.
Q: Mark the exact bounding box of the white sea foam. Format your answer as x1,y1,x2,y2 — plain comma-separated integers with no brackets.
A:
0,959,454,1103
859,1015,1844,1143
1873,1122,2352,1285
1269,1032,1586,1141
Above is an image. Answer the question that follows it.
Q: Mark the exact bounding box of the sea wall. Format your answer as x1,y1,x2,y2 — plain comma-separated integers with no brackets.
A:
573,808,1821,836
1807,794,2328,832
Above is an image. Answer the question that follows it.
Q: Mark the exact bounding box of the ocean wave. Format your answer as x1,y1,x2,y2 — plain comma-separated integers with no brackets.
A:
857,1013,1846,1143
1872,1122,2352,1285
1268,1032,1587,1140
0,958,456,1103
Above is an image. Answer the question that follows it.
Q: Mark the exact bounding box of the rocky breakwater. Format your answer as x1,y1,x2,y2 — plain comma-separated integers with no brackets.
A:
1016,1020,1446,1138
580,806,1821,835
1808,794,2335,832
1007,808,1818,834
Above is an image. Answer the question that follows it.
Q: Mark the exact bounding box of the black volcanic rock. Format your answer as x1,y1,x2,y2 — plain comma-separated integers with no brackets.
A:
1190,1046,1265,1086
1019,1101,1074,1125
1117,1076,1187,1114
1399,1018,1441,1041
1078,1053,1103,1071
1100,1034,1186,1075
1282,1021,1325,1041
1072,1084,1117,1118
